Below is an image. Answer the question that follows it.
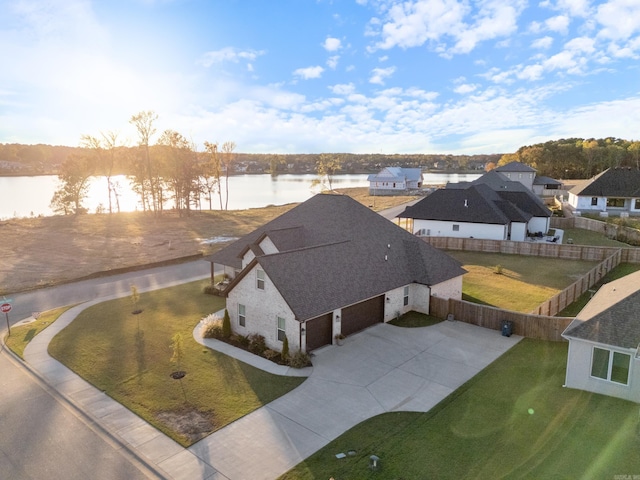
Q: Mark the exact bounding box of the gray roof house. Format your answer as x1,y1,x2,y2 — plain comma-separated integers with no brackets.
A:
562,270,640,403
494,161,537,191
204,193,465,353
398,172,552,241
568,167,640,216
368,167,423,195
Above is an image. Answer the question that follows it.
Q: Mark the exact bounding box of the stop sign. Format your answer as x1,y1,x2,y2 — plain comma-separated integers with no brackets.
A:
0,303,11,313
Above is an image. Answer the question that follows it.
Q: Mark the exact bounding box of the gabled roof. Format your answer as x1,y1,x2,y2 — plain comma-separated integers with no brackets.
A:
494,161,537,173
368,167,423,182
206,194,466,321
563,270,640,349
398,183,537,224
570,167,640,197
533,176,562,186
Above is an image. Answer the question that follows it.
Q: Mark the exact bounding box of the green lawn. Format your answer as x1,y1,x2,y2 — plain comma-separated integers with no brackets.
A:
48,280,305,446
388,311,443,328
280,339,640,479
448,251,598,312
5,306,71,359
563,227,631,247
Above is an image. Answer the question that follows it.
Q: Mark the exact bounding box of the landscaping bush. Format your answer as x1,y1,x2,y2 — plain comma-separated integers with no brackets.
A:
288,350,312,369
222,309,231,339
231,333,249,347
248,333,267,355
203,283,217,295
201,314,224,339
281,335,289,361
263,349,280,361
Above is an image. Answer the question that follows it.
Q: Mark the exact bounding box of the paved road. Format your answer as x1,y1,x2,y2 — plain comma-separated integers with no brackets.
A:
0,344,156,480
5,260,211,324
1,259,211,480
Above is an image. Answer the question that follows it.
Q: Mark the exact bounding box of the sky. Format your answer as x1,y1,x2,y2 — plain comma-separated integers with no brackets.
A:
1,0,639,154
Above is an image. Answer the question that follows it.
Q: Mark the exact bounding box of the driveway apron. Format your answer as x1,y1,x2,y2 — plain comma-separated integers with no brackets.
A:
189,321,521,480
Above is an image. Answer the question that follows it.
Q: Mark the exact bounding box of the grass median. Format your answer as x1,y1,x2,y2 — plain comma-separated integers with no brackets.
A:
280,339,640,479
48,280,306,446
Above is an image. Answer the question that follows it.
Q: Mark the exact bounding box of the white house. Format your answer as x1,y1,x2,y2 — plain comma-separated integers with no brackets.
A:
562,270,640,403
568,167,640,216
398,173,552,241
204,194,466,353
368,167,423,195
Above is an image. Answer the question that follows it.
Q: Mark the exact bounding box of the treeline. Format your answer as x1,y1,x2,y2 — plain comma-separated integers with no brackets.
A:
1,143,499,177
500,137,640,179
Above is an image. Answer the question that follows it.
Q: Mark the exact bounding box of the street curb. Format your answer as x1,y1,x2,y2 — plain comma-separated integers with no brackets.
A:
0,329,170,480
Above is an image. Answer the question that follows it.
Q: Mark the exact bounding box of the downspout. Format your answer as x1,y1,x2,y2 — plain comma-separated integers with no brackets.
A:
298,319,304,353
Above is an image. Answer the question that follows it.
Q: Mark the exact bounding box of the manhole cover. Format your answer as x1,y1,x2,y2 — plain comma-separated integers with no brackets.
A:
170,371,186,380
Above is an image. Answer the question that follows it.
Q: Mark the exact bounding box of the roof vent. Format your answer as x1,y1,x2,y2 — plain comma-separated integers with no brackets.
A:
464,199,468,207
384,254,388,261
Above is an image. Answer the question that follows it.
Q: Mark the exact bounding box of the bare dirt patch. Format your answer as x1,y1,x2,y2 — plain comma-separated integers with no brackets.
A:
1,188,417,295
156,408,216,444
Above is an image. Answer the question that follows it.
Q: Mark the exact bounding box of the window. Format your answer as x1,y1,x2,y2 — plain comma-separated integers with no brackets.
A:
591,197,598,206
403,286,409,306
606,198,625,208
591,347,630,385
238,304,246,327
635,199,640,210
256,269,265,290
453,224,460,232
277,316,286,342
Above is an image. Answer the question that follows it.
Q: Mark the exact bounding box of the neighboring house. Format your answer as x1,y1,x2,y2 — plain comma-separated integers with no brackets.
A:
562,270,640,403
494,162,537,191
204,194,465,353
568,167,640,216
368,167,423,195
532,176,563,196
398,171,552,241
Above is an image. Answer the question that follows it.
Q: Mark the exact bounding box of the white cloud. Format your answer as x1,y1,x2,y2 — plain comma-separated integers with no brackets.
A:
368,0,523,56
323,37,342,51
327,55,340,69
293,65,325,79
545,15,570,34
531,36,554,49
454,83,478,94
199,47,265,67
597,0,640,40
330,83,356,95
369,66,396,84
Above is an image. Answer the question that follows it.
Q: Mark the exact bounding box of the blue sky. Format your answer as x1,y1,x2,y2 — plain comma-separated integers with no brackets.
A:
1,0,639,154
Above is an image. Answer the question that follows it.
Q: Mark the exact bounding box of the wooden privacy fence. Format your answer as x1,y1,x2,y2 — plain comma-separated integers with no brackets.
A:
430,296,573,342
551,216,640,246
531,249,621,316
420,236,640,263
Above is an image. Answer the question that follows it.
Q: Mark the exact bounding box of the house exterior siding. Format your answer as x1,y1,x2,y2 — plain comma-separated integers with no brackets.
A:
528,216,550,235
499,171,535,191
226,265,302,352
565,339,640,403
430,276,463,300
413,219,507,240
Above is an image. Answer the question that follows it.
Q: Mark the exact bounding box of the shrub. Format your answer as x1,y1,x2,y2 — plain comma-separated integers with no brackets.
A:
248,333,266,355
281,335,289,361
201,314,224,339
222,309,231,339
203,283,217,295
231,333,249,347
263,349,280,361
288,350,312,369
494,264,503,275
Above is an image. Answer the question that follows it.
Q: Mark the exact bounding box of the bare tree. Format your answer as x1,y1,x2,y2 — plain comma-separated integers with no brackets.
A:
204,141,222,209
130,111,159,213
221,141,236,210
312,153,342,191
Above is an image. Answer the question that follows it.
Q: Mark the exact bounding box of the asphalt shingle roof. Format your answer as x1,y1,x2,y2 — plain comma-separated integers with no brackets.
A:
494,161,537,173
563,270,640,349
205,194,466,321
570,167,640,197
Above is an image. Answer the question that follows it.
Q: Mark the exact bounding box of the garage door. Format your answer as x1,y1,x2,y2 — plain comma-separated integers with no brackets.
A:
341,295,384,337
305,313,333,352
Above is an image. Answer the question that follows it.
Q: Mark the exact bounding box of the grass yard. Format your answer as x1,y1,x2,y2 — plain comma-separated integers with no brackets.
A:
48,280,305,446
280,339,640,480
447,251,598,312
5,306,71,359
388,311,443,328
562,227,631,247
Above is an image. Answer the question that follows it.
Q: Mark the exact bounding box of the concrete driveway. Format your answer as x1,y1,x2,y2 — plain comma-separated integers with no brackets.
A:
189,320,521,480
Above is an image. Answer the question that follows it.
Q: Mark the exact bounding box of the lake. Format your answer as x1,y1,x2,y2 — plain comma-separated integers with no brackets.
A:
0,172,482,219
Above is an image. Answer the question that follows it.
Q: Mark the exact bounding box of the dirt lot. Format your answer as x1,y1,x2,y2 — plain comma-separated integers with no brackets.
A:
0,188,417,295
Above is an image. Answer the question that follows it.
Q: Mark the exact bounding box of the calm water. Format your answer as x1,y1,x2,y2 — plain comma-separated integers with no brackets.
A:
0,172,481,219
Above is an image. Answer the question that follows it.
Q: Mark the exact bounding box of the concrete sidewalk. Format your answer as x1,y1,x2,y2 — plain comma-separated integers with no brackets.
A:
23,296,521,480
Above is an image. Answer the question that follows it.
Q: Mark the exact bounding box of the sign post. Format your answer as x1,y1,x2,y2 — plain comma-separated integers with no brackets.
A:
1,302,12,336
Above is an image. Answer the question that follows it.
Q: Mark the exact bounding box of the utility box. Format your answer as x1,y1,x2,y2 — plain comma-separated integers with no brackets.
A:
501,320,513,337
